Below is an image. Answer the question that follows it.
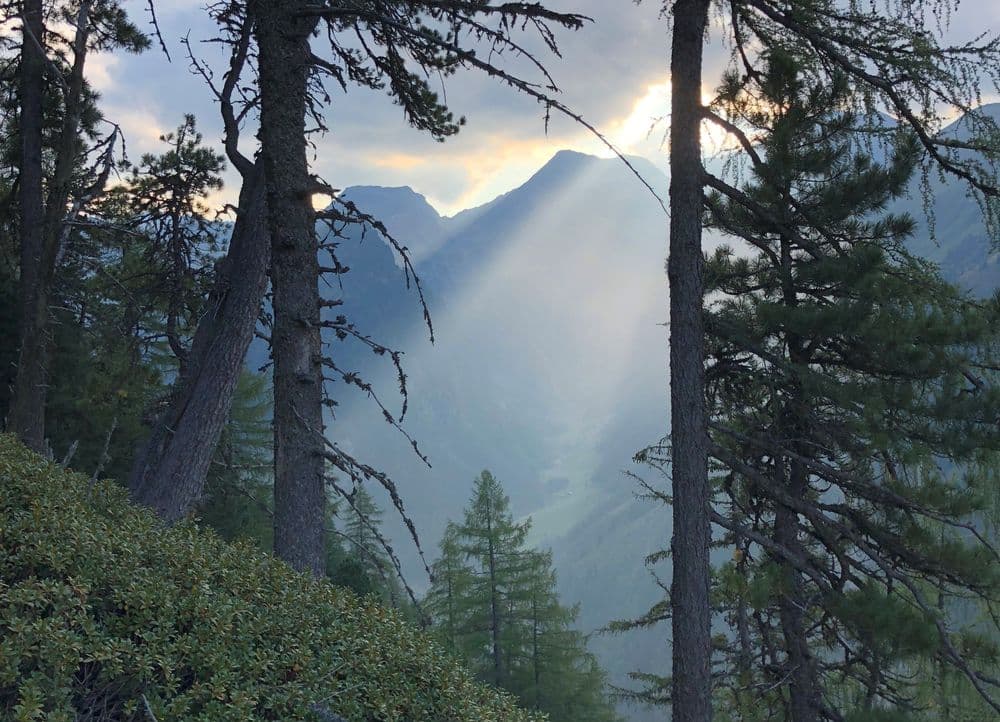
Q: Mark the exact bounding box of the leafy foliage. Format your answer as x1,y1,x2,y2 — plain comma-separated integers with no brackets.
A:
0,435,545,722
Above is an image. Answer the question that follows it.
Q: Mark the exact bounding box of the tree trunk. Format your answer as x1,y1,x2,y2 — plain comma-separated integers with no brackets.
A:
532,595,540,707
128,166,269,519
773,470,820,722
734,531,753,698
775,234,821,722
668,1,713,720
487,499,503,681
11,1,94,453
253,0,326,576
8,0,48,452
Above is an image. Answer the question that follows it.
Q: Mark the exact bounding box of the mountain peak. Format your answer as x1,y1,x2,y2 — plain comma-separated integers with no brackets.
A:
335,185,445,264
525,149,666,195
341,185,439,216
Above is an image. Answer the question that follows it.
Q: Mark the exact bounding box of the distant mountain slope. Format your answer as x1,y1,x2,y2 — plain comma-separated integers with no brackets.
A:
273,115,998,720
321,152,672,719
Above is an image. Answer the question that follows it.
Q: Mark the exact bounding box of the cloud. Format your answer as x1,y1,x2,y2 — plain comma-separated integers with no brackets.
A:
91,0,1000,216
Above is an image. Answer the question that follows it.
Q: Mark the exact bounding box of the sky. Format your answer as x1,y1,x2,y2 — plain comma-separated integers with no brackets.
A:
89,0,1000,217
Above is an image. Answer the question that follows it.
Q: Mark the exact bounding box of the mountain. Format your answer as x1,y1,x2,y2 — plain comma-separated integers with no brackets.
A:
890,103,1000,297
329,149,672,529
313,150,673,720
258,115,998,720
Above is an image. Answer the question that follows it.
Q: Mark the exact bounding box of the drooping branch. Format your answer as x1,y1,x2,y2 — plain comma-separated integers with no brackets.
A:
741,0,1000,200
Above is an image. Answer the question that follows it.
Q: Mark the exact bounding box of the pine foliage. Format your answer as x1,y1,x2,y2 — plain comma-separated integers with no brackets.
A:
425,470,621,722
703,52,1000,720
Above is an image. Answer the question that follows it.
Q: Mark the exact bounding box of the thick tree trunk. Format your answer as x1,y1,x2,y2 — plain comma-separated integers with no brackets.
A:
11,1,93,452
254,0,326,575
668,1,713,720
773,465,820,722
8,0,48,452
128,166,269,519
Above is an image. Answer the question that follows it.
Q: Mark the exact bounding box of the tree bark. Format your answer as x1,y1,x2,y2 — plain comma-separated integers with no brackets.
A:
8,0,48,452
128,166,269,519
253,0,326,575
11,1,94,452
668,1,713,720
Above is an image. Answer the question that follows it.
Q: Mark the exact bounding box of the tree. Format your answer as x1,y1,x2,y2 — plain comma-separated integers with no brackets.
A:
119,115,225,376
0,115,225,482
65,116,226,485
667,4,714,718
455,470,532,683
628,46,1000,720
247,0,326,575
703,52,1000,719
123,0,589,573
125,47,270,521
425,522,476,654
426,470,622,722
6,0,148,452
223,0,589,575
658,3,1000,719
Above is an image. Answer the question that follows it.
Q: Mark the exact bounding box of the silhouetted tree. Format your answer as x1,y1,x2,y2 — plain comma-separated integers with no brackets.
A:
659,3,1000,719
5,0,147,451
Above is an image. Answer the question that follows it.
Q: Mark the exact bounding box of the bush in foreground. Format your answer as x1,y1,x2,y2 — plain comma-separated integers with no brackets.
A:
0,435,543,722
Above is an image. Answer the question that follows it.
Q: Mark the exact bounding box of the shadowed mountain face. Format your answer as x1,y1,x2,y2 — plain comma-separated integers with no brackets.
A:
328,149,672,538
250,108,998,720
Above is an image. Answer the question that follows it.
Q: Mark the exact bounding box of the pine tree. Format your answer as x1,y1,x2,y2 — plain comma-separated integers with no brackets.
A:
658,6,1000,719
43,116,225,481
120,115,225,375
6,0,148,451
699,51,1000,719
425,470,622,722
183,0,590,575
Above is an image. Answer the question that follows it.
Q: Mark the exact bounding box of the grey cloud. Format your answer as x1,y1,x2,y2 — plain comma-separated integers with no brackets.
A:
101,1,998,213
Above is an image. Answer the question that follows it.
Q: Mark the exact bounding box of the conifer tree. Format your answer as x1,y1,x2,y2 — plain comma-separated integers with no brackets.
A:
6,0,148,451
426,470,622,722
456,470,531,684
658,5,1000,718
0,113,225,480
425,522,475,654
49,116,226,480
198,0,590,575
630,49,1000,721
119,115,225,376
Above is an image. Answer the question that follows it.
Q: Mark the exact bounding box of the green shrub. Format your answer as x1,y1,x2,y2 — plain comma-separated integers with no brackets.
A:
0,435,544,722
